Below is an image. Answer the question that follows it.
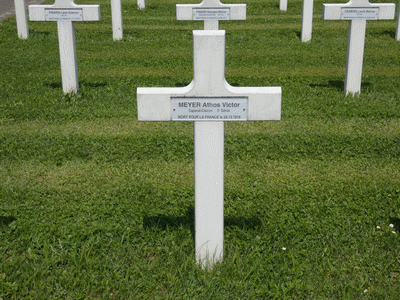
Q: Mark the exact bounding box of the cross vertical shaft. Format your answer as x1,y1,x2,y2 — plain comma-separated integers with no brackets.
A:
280,0,288,11
57,21,79,93
195,121,224,266
344,20,366,95
395,0,400,40
301,0,314,42
111,0,123,40
193,29,225,267
14,0,29,39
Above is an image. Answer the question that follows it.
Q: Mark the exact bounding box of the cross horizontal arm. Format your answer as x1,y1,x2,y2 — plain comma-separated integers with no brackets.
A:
137,85,193,121
323,1,395,20
137,30,280,121
29,0,100,21
177,4,246,20
137,86,281,121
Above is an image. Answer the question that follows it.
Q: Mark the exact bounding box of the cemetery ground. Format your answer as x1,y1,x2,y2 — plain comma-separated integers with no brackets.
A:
1,0,400,297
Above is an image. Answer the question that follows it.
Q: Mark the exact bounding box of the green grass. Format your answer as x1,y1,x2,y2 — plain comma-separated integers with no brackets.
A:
1,0,400,298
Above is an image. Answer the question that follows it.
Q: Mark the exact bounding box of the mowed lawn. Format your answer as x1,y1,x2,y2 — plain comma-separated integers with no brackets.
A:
1,0,400,298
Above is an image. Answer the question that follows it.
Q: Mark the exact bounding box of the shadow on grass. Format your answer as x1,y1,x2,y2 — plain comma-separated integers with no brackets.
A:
143,206,262,241
389,217,400,229
143,207,194,231
309,80,344,91
80,81,108,88
44,81,108,89
379,30,395,39
143,206,195,241
309,81,372,92
44,82,62,89
0,215,16,226
29,30,51,36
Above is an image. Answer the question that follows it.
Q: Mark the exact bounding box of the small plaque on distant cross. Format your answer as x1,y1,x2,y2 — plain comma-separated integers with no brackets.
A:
176,0,245,24
45,8,83,21
341,7,379,19
193,8,230,20
172,97,247,121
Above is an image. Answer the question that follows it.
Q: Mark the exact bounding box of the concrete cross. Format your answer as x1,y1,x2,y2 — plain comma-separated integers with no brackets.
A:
29,0,100,93
137,0,281,268
323,0,395,95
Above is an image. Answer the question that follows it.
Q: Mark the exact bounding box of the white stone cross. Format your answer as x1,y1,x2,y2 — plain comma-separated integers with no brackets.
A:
29,0,100,94
138,31,281,268
138,0,280,268
14,0,29,39
323,0,395,95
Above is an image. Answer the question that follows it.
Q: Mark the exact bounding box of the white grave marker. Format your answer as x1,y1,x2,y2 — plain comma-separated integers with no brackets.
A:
138,0,281,268
29,0,100,94
301,0,314,42
396,0,400,41
14,0,29,39
323,0,395,95
111,0,123,40
138,0,145,10
280,0,288,11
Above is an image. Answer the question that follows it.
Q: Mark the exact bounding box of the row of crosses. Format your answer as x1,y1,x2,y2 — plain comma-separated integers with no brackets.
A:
15,0,144,40
25,0,397,95
16,0,400,41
